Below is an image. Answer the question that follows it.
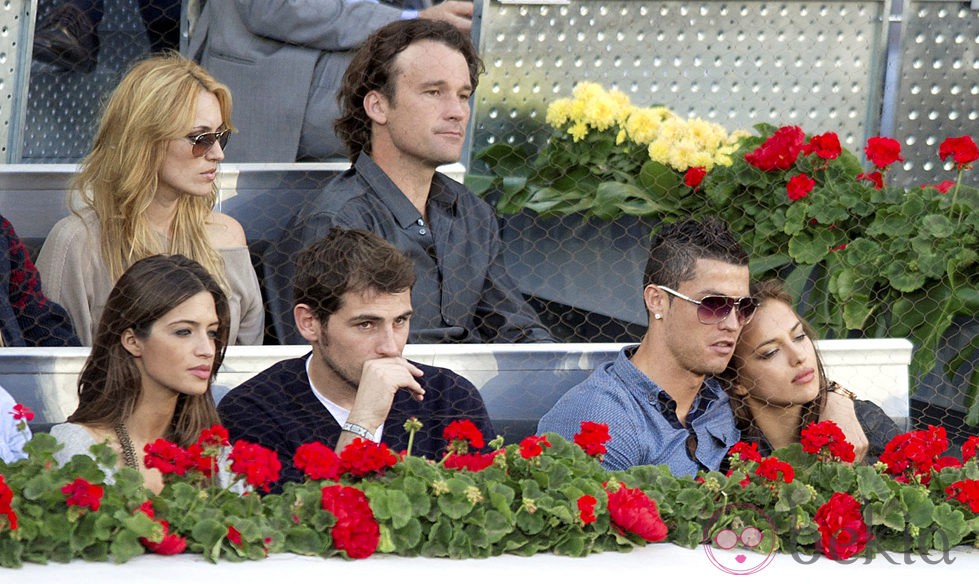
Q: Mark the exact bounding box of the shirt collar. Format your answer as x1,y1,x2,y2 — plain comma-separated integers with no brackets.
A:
613,345,727,426
354,154,459,229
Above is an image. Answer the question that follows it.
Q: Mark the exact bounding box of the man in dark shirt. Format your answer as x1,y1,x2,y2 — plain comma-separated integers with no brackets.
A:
219,227,495,491
263,19,553,345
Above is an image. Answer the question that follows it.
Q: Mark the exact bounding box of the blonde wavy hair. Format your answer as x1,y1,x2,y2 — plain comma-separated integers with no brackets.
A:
72,52,235,290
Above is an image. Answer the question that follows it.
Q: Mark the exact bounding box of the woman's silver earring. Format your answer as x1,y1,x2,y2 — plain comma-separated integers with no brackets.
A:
654,313,662,320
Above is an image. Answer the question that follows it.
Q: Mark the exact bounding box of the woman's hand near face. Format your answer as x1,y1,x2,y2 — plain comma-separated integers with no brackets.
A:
820,391,869,463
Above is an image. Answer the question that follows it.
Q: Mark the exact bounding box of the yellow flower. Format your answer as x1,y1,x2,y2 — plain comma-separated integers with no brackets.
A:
648,141,672,164
624,109,666,145
569,121,589,142
582,96,618,131
546,98,574,129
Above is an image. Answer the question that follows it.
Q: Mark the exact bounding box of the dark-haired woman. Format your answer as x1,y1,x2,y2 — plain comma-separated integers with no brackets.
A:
721,279,900,462
50,254,229,493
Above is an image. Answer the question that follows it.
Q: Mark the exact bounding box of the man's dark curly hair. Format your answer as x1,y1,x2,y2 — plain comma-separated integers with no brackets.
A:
293,227,416,322
643,216,749,289
334,19,483,161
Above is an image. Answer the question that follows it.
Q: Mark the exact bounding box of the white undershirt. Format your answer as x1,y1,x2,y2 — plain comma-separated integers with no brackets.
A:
305,356,384,442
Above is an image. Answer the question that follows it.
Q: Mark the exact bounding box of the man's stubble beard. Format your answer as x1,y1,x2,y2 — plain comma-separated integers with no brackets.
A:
315,330,360,391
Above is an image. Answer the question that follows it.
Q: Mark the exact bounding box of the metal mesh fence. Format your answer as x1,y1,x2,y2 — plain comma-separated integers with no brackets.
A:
0,0,976,458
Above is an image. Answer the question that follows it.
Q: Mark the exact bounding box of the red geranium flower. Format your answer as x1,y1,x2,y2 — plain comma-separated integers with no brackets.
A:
518,435,551,459
727,441,763,463
961,436,979,462
294,441,342,481
921,181,957,193
938,135,979,169
229,440,282,493
856,171,884,190
933,455,962,472
801,420,856,463
577,494,598,525
321,485,380,559
865,136,903,168
227,525,243,546
141,519,188,555
185,443,219,478
10,404,33,422
814,492,872,560
946,479,979,513
725,469,751,489
684,166,707,189
443,450,501,472
755,456,795,484
574,421,611,458
443,419,485,451
62,478,103,512
786,173,816,201
0,474,17,530
144,438,196,477
605,484,668,542
803,132,842,160
878,425,948,485
196,424,230,449
744,125,806,171
338,438,398,477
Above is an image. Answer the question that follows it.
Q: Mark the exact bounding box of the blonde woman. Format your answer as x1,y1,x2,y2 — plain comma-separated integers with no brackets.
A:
37,53,264,345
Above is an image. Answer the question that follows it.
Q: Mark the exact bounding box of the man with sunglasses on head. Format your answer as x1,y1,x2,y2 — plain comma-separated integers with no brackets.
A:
538,217,866,476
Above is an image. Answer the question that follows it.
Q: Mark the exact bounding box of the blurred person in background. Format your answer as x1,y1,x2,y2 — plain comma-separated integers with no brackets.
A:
1,385,31,464
188,0,474,162
0,213,79,347
36,53,264,345
32,0,181,73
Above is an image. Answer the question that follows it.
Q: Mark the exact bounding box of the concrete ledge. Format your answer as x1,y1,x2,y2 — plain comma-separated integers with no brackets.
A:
0,338,913,436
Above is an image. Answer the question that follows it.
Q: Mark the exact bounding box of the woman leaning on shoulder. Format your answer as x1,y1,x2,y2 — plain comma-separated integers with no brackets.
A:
720,279,900,463
50,254,230,494
37,52,263,345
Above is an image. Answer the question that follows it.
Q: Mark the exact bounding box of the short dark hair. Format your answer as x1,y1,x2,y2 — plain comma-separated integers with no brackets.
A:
293,227,416,321
643,216,749,289
334,19,484,160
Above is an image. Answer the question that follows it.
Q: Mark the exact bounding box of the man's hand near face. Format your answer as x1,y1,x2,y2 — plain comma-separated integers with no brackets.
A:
335,356,424,452
419,1,474,33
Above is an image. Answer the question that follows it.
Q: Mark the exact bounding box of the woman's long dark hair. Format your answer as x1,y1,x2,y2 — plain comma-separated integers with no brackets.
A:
69,254,229,447
719,279,830,446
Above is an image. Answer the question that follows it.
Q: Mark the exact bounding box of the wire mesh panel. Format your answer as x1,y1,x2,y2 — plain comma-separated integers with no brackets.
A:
23,0,180,162
890,0,979,188
472,0,889,155
0,0,36,162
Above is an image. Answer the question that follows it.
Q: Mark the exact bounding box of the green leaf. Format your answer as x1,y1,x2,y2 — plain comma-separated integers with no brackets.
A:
637,160,682,194
789,229,836,264
284,526,328,557
902,488,936,528
921,214,956,238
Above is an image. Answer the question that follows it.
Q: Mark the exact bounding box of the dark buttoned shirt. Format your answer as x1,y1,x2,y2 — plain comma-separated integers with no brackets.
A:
265,154,553,344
